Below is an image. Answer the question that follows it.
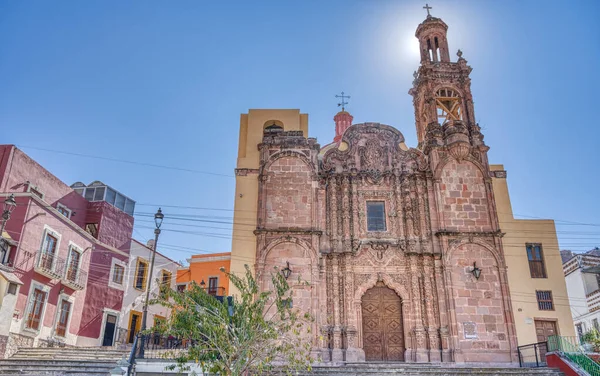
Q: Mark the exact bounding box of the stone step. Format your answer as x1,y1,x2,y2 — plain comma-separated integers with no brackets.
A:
0,361,116,376
10,347,129,361
9,354,127,360
267,366,563,376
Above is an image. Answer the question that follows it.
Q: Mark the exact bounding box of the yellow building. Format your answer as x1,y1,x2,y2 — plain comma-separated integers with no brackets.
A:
230,110,308,284
491,165,575,343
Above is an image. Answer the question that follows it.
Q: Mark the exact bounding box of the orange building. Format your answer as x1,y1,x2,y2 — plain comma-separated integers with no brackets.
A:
176,252,231,297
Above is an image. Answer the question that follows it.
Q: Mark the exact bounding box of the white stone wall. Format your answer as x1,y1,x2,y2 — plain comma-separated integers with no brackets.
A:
117,240,180,339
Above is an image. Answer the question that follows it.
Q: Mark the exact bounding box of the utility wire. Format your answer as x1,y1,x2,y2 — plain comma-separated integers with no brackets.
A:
16,145,234,178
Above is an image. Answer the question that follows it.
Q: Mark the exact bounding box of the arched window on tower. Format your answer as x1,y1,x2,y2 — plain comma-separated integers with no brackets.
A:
435,88,462,124
427,39,434,62
434,37,440,62
263,120,284,136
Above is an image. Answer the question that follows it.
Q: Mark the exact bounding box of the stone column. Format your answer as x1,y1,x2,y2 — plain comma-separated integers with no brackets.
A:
409,254,428,362
341,176,351,250
329,177,339,252
434,256,452,362
331,254,343,361
424,255,441,362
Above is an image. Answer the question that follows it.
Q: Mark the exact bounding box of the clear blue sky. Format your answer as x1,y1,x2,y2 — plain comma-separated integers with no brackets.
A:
1,0,599,263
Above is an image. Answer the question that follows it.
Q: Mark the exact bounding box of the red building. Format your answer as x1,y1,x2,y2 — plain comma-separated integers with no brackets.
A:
0,145,134,355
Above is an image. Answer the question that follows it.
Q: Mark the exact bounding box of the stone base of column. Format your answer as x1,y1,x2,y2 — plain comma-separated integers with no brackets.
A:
331,348,344,362
310,348,327,363
404,348,415,362
344,347,365,362
429,349,442,362
415,349,430,362
441,349,453,362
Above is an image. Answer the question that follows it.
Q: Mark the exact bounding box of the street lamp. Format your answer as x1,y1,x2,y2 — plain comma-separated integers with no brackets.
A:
0,194,17,235
470,262,482,280
281,261,292,280
138,208,164,358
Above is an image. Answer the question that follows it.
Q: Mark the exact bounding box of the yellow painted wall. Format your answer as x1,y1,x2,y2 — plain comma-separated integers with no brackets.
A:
491,164,575,344
229,109,308,293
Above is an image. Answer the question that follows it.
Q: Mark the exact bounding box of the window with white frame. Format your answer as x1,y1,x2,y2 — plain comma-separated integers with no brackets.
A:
56,203,72,219
108,258,127,290
39,227,61,271
65,244,82,282
24,282,49,331
55,298,72,337
27,184,44,200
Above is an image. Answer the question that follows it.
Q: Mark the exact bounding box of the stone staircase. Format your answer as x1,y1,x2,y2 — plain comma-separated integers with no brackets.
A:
0,347,130,375
268,363,565,376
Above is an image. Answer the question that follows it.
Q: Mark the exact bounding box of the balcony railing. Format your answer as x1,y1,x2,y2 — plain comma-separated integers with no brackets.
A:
35,253,86,290
61,264,87,290
204,286,226,296
35,253,65,280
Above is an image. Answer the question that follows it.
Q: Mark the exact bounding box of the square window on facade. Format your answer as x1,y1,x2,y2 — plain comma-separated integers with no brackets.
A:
56,204,71,219
55,299,72,337
84,188,95,201
177,284,186,292
113,264,125,285
536,290,554,311
134,259,148,290
367,201,386,232
29,186,44,199
85,223,99,238
7,282,17,295
93,187,105,201
208,277,219,295
526,244,547,278
26,288,47,330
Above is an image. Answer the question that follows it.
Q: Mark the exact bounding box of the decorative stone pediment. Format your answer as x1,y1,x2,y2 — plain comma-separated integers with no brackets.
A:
321,123,428,176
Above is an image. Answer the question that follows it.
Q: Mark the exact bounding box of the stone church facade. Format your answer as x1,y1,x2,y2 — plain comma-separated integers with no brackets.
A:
229,13,575,364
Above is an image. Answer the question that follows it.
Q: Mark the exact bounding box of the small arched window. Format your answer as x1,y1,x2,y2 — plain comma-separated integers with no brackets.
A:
263,120,284,135
435,88,462,124
263,124,283,135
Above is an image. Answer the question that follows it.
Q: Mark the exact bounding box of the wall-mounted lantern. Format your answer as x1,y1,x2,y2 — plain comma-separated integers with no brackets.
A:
281,261,292,280
471,262,482,280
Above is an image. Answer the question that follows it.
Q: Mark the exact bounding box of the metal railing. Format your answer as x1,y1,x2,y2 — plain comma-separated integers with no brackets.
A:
35,253,87,289
61,265,87,290
204,286,226,296
35,253,65,279
127,334,138,376
548,335,600,376
517,341,548,368
137,333,195,360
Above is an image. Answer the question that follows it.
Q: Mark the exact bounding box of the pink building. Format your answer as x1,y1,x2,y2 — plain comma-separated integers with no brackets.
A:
0,145,134,355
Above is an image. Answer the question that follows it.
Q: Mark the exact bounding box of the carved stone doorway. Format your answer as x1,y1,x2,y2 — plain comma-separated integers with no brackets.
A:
361,282,405,361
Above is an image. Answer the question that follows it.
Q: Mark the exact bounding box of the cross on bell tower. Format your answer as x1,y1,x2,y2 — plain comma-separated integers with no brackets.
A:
423,3,432,17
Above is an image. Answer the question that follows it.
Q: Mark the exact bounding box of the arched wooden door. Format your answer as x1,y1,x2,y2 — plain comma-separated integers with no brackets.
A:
361,283,404,361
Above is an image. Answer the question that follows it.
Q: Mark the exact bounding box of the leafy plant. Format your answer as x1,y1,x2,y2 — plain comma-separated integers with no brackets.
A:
582,329,600,352
150,264,315,375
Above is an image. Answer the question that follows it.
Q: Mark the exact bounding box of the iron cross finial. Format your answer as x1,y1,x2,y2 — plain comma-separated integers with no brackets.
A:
423,3,432,17
335,91,350,111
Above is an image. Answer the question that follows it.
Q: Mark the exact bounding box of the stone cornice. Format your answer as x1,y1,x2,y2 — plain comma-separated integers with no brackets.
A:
435,230,504,238
235,168,259,176
253,228,323,236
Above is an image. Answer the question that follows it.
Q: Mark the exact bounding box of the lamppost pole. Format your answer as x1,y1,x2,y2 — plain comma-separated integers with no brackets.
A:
138,208,164,359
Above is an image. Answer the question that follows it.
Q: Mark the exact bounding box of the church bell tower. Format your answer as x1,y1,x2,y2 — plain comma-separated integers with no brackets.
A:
409,9,485,159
